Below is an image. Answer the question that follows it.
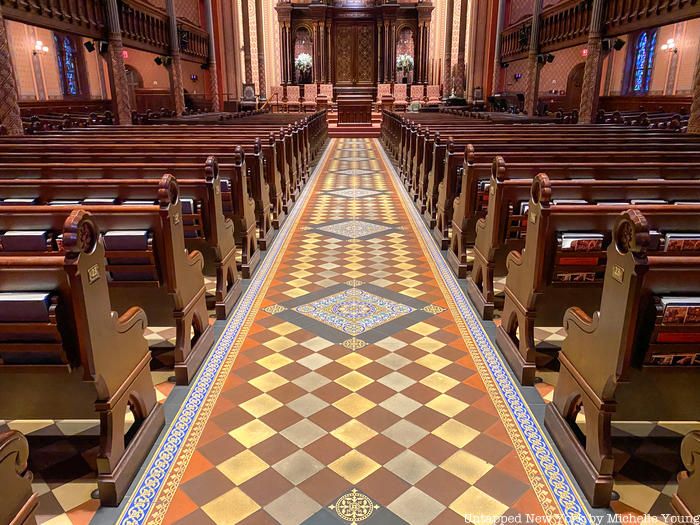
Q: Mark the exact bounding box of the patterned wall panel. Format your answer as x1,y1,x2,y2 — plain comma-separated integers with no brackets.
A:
175,0,201,26
507,0,533,26
539,43,585,94
35,27,62,99
6,20,35,100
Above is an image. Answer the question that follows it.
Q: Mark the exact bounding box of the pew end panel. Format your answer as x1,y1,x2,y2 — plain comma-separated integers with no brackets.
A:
544,210,700,508
0,431,38,525
230,147,260,278
672,431,700,519
0,210,164,506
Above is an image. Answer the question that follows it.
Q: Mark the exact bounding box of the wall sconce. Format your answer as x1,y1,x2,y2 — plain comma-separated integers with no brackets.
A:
33,40,49,56
661,38,677,54
514,73,522,82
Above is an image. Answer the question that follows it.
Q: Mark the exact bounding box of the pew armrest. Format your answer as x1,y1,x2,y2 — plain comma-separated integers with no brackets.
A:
187,249,205,270
115,306,148,334
506,250,523,270
563,306,598,336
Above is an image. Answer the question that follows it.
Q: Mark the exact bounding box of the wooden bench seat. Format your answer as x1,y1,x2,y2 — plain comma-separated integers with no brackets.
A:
0,210,165,505
0,177,213,385
542,209,700,510
0,158,241,319
467,161,700,319
494,175,700,386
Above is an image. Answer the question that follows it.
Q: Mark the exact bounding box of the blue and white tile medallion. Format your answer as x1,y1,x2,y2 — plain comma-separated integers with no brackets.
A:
294,288,414,336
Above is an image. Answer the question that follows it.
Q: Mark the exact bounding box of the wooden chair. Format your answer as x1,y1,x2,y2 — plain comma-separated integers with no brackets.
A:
393,84,409,111
0,431,37,525
376,83,393,108
410,84,426,104
425,85,442,106
303,84,318,112
286,86,301,113
269,86,285,113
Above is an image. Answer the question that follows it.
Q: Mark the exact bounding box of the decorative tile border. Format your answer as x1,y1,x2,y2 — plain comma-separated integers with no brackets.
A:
116,141,337,525
376,140,592,525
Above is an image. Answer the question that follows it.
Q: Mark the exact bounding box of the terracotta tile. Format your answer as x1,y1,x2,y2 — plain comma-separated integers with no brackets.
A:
304,434,352,464
251,434,299,465
415,467,470,507
410,434,459,465
406,406,449,432
357,406,402,433
356,467,411,507
298,468,352,506
239,468,294,506
260,405,305,431
357,434,406,465
180,451,215,484
309,405,353,431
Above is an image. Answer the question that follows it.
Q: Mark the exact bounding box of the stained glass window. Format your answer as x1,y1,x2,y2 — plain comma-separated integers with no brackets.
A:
53,33,83,97
632,30,657,93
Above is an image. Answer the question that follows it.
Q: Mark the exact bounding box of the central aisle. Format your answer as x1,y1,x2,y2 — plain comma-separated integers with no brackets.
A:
119,139,588,525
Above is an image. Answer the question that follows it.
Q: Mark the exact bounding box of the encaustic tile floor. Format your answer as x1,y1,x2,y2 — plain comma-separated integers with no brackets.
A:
108,138,597,525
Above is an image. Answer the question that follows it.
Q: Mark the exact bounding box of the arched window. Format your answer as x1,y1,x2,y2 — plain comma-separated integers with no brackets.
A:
631,30,657,93
54,33,83,97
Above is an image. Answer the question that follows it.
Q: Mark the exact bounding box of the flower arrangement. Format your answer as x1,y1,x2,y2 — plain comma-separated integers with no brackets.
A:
396,54,414,73
295,53,313,74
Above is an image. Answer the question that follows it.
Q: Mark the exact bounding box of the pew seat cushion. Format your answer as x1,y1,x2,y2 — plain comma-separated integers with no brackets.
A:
0,292,52,323
0,231,51,252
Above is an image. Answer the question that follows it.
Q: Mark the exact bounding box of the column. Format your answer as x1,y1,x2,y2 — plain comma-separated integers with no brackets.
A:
491,0,505,94
454,0,468,97
255,0,267,97
688,52,700,134
203,0,220,111
578,0,605,123
327,20,333,83
414,25,422,84
377,20,383,83
523,0,543,115
320,20,326,83
389,20,397,82
442,0,454,96
241,0,254,85
166,0,186,114
383,20,390,81
105,0,133,124
0,10,23,134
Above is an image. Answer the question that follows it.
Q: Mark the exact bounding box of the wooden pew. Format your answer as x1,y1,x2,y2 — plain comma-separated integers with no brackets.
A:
543,209,700,508
0,431,37,525
0,210,165,505
495,175,700,385
467,158,700,318
0,157,242,320
0,177,214,385
673,431,700,518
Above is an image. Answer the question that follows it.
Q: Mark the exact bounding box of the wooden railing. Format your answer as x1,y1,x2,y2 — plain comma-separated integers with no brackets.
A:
500,18,532,61
119,0,170,54
539,0,591,52
178,19,210,61
500,0,699,62
603,0,699,36
0,0,106,38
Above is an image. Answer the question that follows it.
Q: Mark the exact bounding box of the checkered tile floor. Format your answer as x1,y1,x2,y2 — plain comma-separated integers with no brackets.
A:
152,139,546,525
0,281,218,525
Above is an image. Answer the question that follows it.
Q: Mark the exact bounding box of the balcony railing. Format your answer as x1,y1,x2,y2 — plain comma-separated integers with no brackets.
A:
539,0,591,52
0,0,106,37
500,18,532,61
119,0,170,54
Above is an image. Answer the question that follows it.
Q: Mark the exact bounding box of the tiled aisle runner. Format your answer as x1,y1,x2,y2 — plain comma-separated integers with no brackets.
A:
120,139,590,525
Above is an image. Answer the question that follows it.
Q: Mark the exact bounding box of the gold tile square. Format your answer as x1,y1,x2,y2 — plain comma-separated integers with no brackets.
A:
408,322,439,336
420,372,460,393
229,419,276,448
336,371,373,392
433,419,479,448
331,420,377,448
239,394,284,418
398,278,421,288
413,337,447,353
287,278,312,288
336,353,372,370
257,353,294,371
333,393,375,418
449,487,508,523
440,450,493,484
399,288,425,298
284,288,309,298
202,487,261,523
264,337,296,353
269,322,301,336
217,450,268,485
415,354,451,371
249,372,288,392
426,394,469,417
329,450,381,484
